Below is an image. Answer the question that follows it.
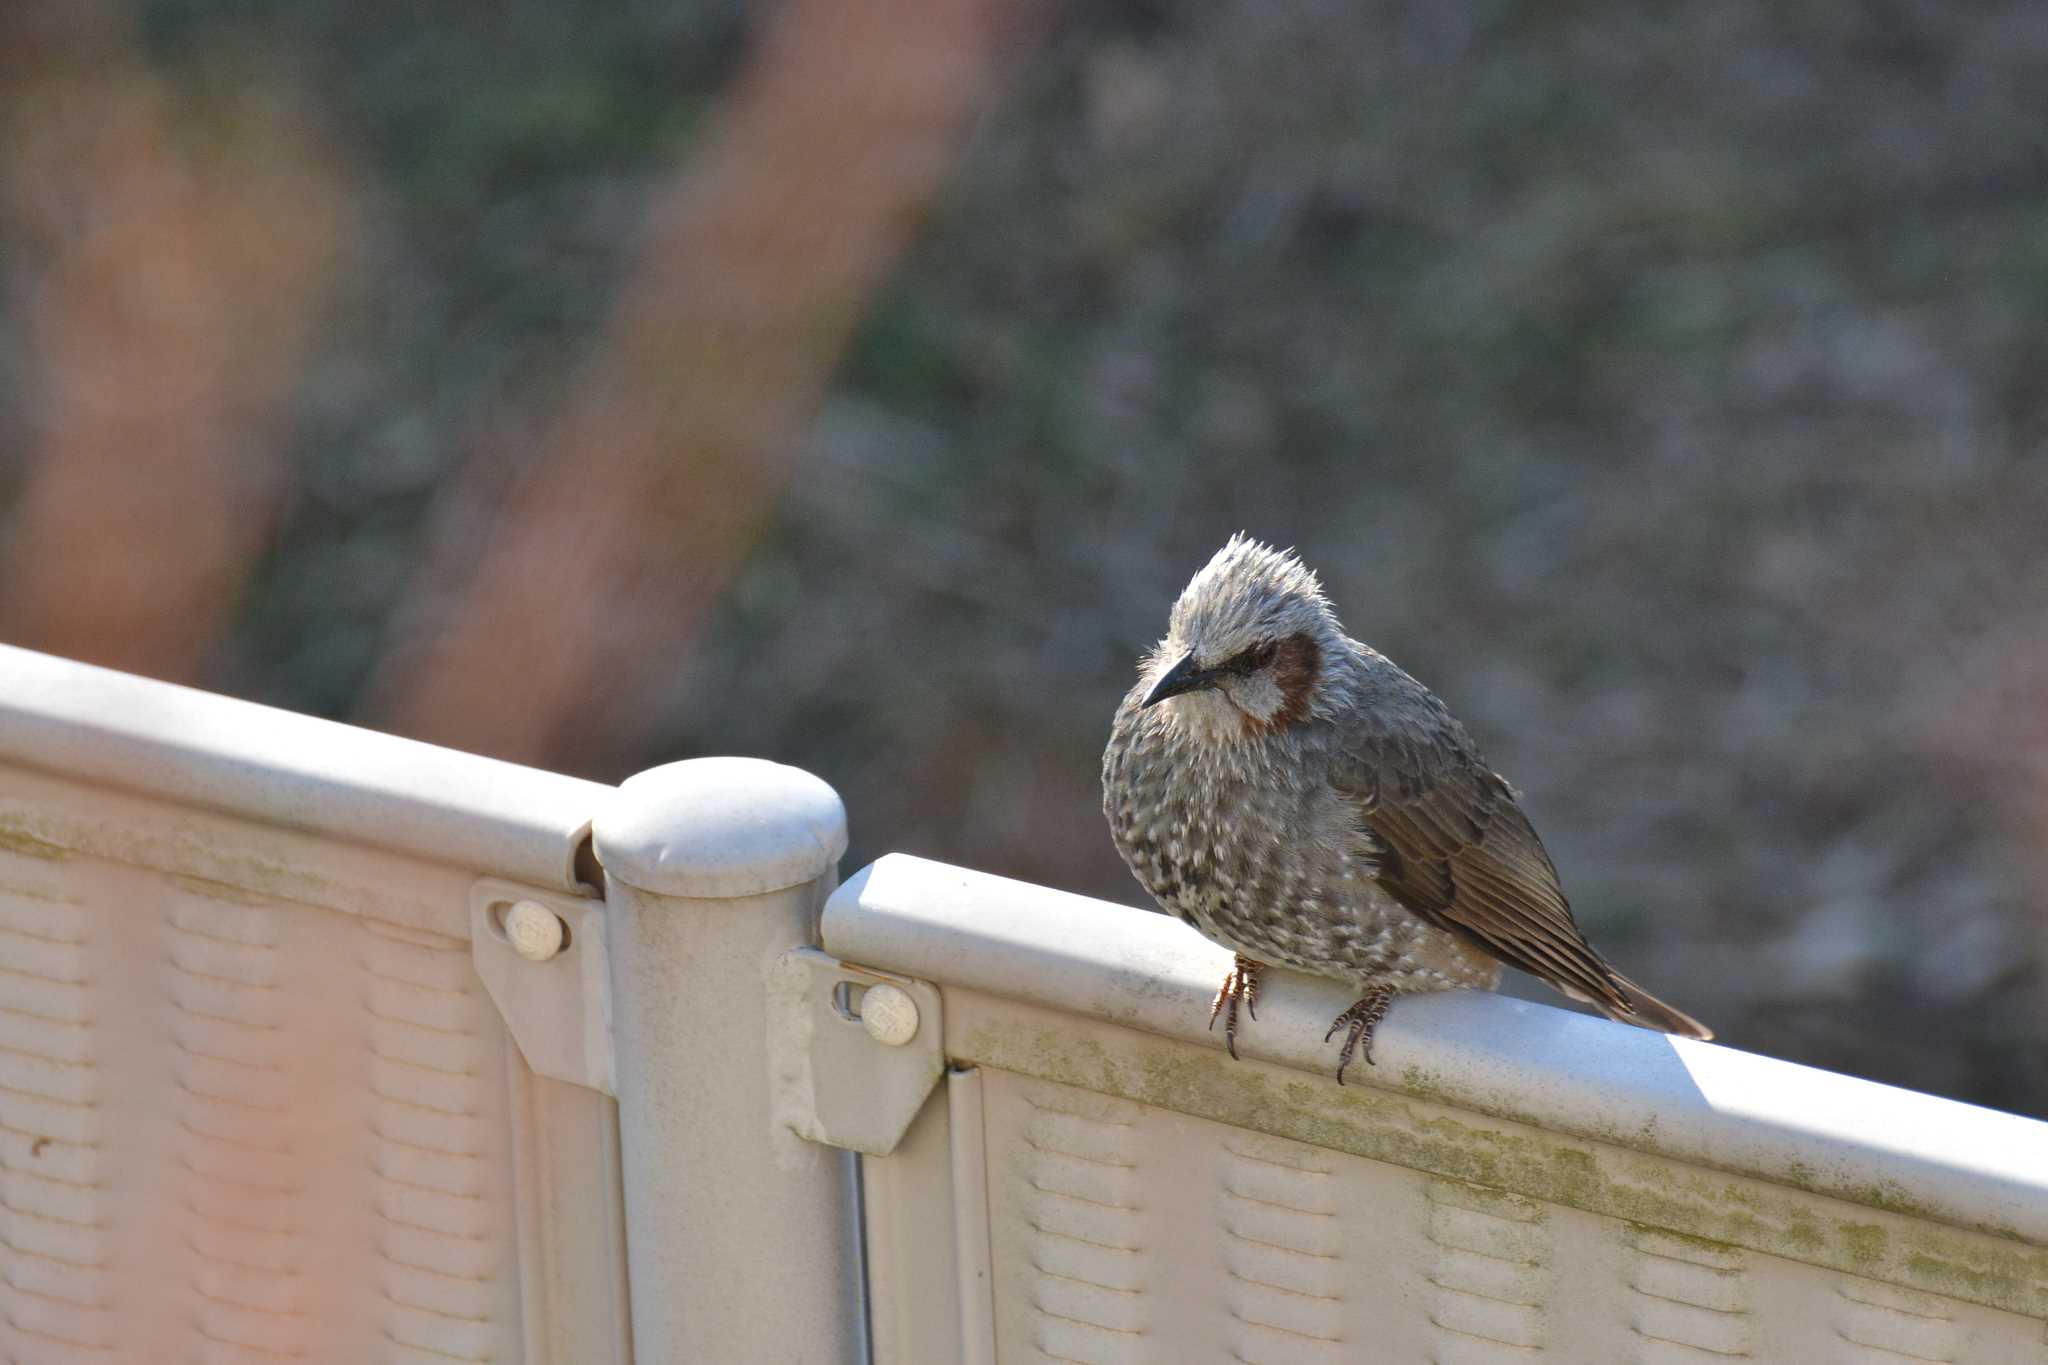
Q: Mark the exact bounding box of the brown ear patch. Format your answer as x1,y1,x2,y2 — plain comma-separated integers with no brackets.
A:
1241,633,1322,736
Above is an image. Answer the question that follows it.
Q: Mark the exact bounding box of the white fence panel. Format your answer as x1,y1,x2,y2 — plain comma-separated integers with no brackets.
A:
0,645,859,1364
4,641,2044,1364
831,853,2048,1365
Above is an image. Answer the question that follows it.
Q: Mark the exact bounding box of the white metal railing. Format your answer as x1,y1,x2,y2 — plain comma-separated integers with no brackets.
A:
827,854,2048,1362
1,641,2044,1364
0,644,859,1364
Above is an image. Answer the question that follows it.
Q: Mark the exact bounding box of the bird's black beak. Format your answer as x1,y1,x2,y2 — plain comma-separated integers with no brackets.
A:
1141,651,1216,708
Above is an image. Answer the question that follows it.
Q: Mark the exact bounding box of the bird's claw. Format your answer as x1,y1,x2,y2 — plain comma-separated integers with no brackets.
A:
1325,984,1397,1085
1208,955,1265,1061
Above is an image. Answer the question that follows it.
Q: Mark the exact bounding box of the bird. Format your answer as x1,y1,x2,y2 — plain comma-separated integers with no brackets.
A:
1102,534,1712,1082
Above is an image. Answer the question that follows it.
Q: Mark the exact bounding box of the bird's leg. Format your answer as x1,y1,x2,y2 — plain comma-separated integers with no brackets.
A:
1207,955,1265,1061
1324,983,1397,1085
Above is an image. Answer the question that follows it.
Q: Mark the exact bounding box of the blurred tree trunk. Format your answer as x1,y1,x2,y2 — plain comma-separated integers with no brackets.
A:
363,0,1023,771
0,9,347,681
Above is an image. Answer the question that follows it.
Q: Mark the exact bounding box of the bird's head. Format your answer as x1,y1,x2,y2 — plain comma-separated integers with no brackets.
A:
1140,534,1338,740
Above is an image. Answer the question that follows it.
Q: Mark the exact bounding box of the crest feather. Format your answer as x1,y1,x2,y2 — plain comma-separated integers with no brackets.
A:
1167,534,1336,659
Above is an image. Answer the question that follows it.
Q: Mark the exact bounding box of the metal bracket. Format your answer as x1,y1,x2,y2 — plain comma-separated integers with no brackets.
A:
470,877,615,1095
769,947,943,1157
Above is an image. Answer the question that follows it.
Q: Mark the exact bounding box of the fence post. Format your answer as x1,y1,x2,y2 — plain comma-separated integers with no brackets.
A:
592,757,860,1363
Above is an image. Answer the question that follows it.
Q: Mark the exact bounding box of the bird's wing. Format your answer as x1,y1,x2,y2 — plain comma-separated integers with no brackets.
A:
1329,705,1632,1014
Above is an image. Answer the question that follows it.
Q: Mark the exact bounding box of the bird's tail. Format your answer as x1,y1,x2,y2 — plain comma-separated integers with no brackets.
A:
1599,971,1713,1041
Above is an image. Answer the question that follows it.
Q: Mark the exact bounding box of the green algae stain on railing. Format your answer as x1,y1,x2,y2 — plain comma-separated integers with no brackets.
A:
954,1014,2048,1321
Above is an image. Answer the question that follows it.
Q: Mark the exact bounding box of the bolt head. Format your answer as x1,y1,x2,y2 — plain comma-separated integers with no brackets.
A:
504,900,566,962
859,982,919,1046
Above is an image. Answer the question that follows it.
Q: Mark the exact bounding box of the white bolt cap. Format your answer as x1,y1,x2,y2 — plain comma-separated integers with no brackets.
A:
859,982,919,1047
504,900,566,962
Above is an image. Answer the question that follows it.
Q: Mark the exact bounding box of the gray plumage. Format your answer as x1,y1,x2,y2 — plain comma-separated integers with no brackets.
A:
1102,535,1711,1079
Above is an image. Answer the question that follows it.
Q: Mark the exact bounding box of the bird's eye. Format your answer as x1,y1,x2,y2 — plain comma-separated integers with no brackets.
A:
1232,642,1277,673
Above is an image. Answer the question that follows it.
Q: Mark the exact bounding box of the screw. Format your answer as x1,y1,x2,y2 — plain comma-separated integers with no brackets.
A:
504,900,566,962
858,982,919,1046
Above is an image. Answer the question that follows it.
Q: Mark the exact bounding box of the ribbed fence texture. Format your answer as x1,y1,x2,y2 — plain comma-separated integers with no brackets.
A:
0,838,523,1363
0,645,618,1365
2,644,2044,1363
837,854,2048,1365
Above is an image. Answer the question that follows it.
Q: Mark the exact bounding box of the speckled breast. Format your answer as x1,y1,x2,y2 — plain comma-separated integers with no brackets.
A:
1105,714,1356,971
1105,708,1496,990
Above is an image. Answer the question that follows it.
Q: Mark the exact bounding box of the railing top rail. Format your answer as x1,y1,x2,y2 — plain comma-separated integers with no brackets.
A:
825,851,2048,1249
0,643,608,891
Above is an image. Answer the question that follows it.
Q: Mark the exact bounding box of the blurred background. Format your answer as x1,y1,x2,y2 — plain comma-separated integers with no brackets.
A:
2,0,2045,1116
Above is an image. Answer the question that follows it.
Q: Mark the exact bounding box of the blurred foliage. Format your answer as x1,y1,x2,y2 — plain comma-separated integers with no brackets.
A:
4,0,2047,1115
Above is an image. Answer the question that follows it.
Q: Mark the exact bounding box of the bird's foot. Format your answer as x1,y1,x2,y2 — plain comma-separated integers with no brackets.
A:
1324,984,1397,1085
1207,955,1265,1061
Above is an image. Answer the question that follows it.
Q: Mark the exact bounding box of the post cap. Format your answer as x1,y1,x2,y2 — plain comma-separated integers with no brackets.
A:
593,757,848,899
